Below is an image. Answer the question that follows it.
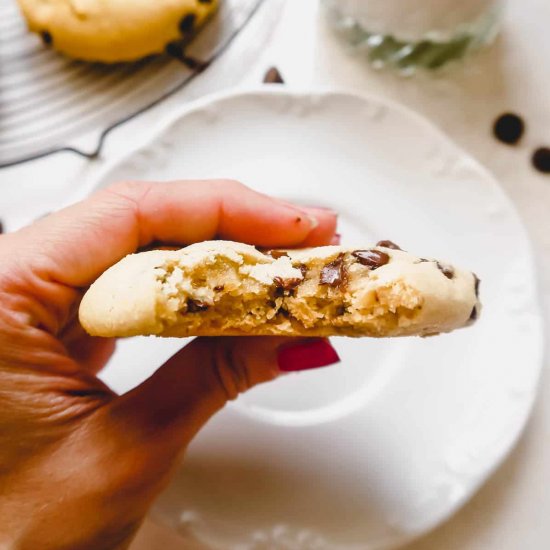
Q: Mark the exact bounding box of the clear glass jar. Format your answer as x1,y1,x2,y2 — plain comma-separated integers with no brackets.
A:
322,0,504,73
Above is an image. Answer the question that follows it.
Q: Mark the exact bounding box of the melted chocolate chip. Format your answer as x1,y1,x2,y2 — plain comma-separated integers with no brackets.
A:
352,249,390,270
299,264,308,277
532,147,550,174
40,30,53,45
493,113,524,145
214,285,224,292
320,254,346,287
263,66,285,84
267,300,277,309
179,13,196,34
336,305,346,316
436,262,454,280
0,219,3,234
187,298,208,313
198,0,214,3
273,276,302,291
376,240,401,250
469,306,478,321
279,308,290,318
473,274,481,298
266,250,289,259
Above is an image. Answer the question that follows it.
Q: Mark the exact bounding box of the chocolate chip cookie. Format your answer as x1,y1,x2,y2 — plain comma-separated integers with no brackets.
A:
79,241,480,338
17,0,218,62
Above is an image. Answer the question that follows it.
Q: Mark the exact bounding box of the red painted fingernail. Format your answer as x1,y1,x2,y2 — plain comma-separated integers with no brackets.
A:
331,233,341,245
277,339,340,372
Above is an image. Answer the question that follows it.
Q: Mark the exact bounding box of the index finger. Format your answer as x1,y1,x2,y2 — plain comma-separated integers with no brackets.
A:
12,179,337,287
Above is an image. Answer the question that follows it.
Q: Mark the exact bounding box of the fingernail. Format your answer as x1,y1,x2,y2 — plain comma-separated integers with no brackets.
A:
277,339,340,372
331,233,341,245
292,211,318,230
305,213,319,229
306,206,338,215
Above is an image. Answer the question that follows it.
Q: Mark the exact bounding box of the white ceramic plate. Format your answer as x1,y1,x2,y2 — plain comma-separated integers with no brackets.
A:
90,89,543,550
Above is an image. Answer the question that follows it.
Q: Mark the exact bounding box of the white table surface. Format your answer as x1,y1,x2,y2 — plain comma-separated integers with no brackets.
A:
2,0,549,548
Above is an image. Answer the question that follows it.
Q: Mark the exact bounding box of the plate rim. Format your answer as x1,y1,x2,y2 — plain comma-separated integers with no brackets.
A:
84,86,545,548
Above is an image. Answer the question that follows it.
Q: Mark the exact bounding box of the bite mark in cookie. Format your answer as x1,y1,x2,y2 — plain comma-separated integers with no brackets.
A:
78,241,480,339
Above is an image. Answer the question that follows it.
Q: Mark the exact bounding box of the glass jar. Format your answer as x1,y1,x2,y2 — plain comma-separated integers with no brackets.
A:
322,0,504,73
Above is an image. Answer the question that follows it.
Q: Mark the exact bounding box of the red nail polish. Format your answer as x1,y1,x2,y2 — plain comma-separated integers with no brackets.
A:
331,233,341,245
277,339,340,372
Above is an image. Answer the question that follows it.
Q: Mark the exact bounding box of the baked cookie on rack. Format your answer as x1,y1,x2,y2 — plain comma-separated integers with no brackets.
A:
16,0,218,62
79,240,481,338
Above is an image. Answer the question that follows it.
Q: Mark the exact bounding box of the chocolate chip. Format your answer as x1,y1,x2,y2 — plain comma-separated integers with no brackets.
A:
436,262,454,280
187,298,208,313
0,219,3,234
473,274,481,298
376,240,401,250
493,113,524,145
299,264,308,277
273,276,302,291
40,30,53,45
320,254,346,287
179,13,196,34
165,41,183,58
532,147,550,174
266,250,289,259
198,0,214,3
469,306,478,321
263,66,285,84
279,308,290,318
336,305,346,316
214,285,224,292
267,300,277,309
352,250,390,270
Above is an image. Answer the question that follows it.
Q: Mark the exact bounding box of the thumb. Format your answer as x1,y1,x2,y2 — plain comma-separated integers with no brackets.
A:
109,336,340,450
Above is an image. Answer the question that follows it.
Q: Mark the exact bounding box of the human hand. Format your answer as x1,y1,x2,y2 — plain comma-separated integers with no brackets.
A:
0,180,339,550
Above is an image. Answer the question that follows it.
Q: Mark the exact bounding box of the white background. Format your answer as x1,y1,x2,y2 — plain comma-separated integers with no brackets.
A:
2,0,549,548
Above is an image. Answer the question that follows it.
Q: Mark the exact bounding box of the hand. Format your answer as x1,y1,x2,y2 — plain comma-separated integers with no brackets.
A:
0,180,339,550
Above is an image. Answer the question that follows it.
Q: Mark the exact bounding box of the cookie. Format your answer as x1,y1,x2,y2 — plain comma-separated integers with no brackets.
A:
16,0,218,62
79,240,480,339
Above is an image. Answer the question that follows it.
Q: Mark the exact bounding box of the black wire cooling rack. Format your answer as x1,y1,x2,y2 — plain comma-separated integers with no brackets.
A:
0,0,266,168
